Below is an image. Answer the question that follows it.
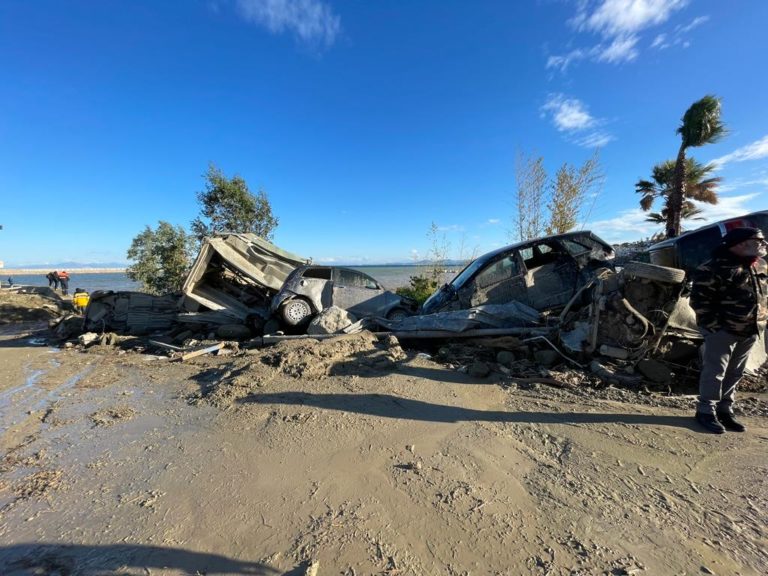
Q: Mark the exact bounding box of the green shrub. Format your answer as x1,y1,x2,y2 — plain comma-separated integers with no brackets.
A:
396,274,439,305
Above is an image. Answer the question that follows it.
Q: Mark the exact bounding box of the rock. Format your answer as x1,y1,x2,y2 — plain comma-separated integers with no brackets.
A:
662,340,699,363
307,306,357,335
216,324,252,340
78,332,100,346
406,444,415,453
468,361,491,378
173,330,193,344
496,351,515,366
533,350,560,367
304,560,320,576
636,359,674,383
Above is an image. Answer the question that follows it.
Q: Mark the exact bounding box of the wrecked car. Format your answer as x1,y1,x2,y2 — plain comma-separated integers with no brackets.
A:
422,231,615,315
271,266,418,326
648,210,768,273
181,233,310,331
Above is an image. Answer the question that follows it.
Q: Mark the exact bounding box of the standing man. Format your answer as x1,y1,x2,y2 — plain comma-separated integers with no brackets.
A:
690,227,768,433
58,270,70,296
46,271,59,290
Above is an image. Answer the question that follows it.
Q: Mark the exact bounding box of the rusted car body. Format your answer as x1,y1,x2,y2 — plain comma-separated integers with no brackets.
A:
271,266,417,326
422,231,615,315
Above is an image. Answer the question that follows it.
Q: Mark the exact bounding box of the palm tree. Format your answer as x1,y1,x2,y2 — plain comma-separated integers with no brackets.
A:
645,202,705,225
636,157,721,229
667,95,726,238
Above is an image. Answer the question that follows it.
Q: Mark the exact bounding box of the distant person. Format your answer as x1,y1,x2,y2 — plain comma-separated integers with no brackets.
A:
7,277,13,287
46,271,59,290
58,270,70,296
690,227,768,434
72,288,90,314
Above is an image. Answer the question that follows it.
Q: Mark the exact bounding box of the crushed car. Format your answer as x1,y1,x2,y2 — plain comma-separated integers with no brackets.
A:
271,265,418,327
422,231,615,315
180,233,310,332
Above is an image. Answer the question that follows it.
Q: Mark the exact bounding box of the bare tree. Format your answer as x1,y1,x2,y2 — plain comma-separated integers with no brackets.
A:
513,152,547,241
546,150,603,235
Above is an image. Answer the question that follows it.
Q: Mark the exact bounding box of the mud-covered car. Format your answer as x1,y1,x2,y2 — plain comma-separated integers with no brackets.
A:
271,266,417,326
422,231,615,315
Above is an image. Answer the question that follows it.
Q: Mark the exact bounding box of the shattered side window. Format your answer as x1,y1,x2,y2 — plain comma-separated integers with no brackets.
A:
302,268,332,280
475,255,519,288
561,240,592,257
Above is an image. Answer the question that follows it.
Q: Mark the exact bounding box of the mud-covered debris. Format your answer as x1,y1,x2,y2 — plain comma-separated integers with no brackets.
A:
90,406,137,427
468,362,491,378
260,331,404,379
15,469,63,500
636,359,674,383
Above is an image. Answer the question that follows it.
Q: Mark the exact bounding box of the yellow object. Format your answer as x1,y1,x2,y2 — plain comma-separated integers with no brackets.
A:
73,292,90,309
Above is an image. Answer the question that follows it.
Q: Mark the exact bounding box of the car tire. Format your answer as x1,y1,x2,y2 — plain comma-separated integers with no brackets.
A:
386,308,410,323
622,261,686,284
281,298,313,326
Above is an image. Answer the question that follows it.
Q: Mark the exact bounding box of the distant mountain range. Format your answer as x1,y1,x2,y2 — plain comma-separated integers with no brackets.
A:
2,262,128,270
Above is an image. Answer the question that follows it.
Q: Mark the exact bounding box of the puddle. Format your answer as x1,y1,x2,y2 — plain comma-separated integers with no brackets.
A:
0,365,95,433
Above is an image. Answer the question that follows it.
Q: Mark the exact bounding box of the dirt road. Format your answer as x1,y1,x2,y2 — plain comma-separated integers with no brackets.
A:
0,324,766,575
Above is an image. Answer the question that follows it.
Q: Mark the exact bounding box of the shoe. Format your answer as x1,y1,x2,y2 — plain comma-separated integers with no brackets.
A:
716,411,746,432
695,413,725,434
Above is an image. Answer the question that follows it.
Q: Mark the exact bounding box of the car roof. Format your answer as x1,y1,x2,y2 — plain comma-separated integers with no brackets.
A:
471,231,613,264
648,210,768,250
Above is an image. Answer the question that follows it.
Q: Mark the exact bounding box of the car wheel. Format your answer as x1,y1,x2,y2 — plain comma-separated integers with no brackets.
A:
386,308,410,323
281,298,313,326
622,261,686,284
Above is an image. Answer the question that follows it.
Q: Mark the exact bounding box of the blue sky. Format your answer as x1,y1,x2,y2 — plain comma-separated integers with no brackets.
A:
1,0,766,267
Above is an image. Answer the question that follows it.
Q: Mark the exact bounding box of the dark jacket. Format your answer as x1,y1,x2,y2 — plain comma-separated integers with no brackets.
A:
690,248,768,337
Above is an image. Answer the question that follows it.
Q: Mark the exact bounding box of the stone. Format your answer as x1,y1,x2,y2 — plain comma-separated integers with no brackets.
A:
496,350,515,366
636,359,674,383
468,361,491,378
307,306,357,335
533,350,560,367
216,324,252,340
77,332,99,346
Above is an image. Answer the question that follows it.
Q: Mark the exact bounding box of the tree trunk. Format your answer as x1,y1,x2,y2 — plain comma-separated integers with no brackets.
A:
667,145,687,238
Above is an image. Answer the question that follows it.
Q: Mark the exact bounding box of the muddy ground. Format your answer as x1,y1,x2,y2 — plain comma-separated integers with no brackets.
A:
0,299,766,574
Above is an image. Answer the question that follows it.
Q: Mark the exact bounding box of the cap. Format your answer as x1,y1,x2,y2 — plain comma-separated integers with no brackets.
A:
721,227,766,248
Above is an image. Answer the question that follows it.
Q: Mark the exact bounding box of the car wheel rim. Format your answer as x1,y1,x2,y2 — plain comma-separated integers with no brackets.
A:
285,301,309,323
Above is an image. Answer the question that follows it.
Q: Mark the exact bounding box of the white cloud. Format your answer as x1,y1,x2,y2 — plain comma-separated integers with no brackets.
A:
550,0,691,69
576,0,688,36
710,135,768,168
542,94,595,131
541,94,613,148
546,48,587,72
488,218,501,225
575,131,614,148
437,224,465,233
588,193,762,243
596,34,639,62
652,14,709,50
236,0,341,49
717,176,768,193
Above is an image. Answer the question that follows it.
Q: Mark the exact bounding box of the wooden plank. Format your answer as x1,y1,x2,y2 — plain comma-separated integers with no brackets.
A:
178,342,225,361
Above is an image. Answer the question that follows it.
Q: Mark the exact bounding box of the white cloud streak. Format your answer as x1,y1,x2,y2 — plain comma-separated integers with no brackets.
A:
588,193,762,244
541,94,613,148
237,0,341,49
548,0,692,70
710,135,768,168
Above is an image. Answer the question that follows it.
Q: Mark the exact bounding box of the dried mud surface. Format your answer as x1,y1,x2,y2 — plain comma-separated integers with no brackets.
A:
0,322,766,575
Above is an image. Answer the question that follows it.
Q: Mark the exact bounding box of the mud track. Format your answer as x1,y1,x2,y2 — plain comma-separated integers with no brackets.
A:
0,326,766,575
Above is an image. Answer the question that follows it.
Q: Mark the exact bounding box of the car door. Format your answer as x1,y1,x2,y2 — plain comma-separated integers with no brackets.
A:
332,269,389,316
466,253,528,307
